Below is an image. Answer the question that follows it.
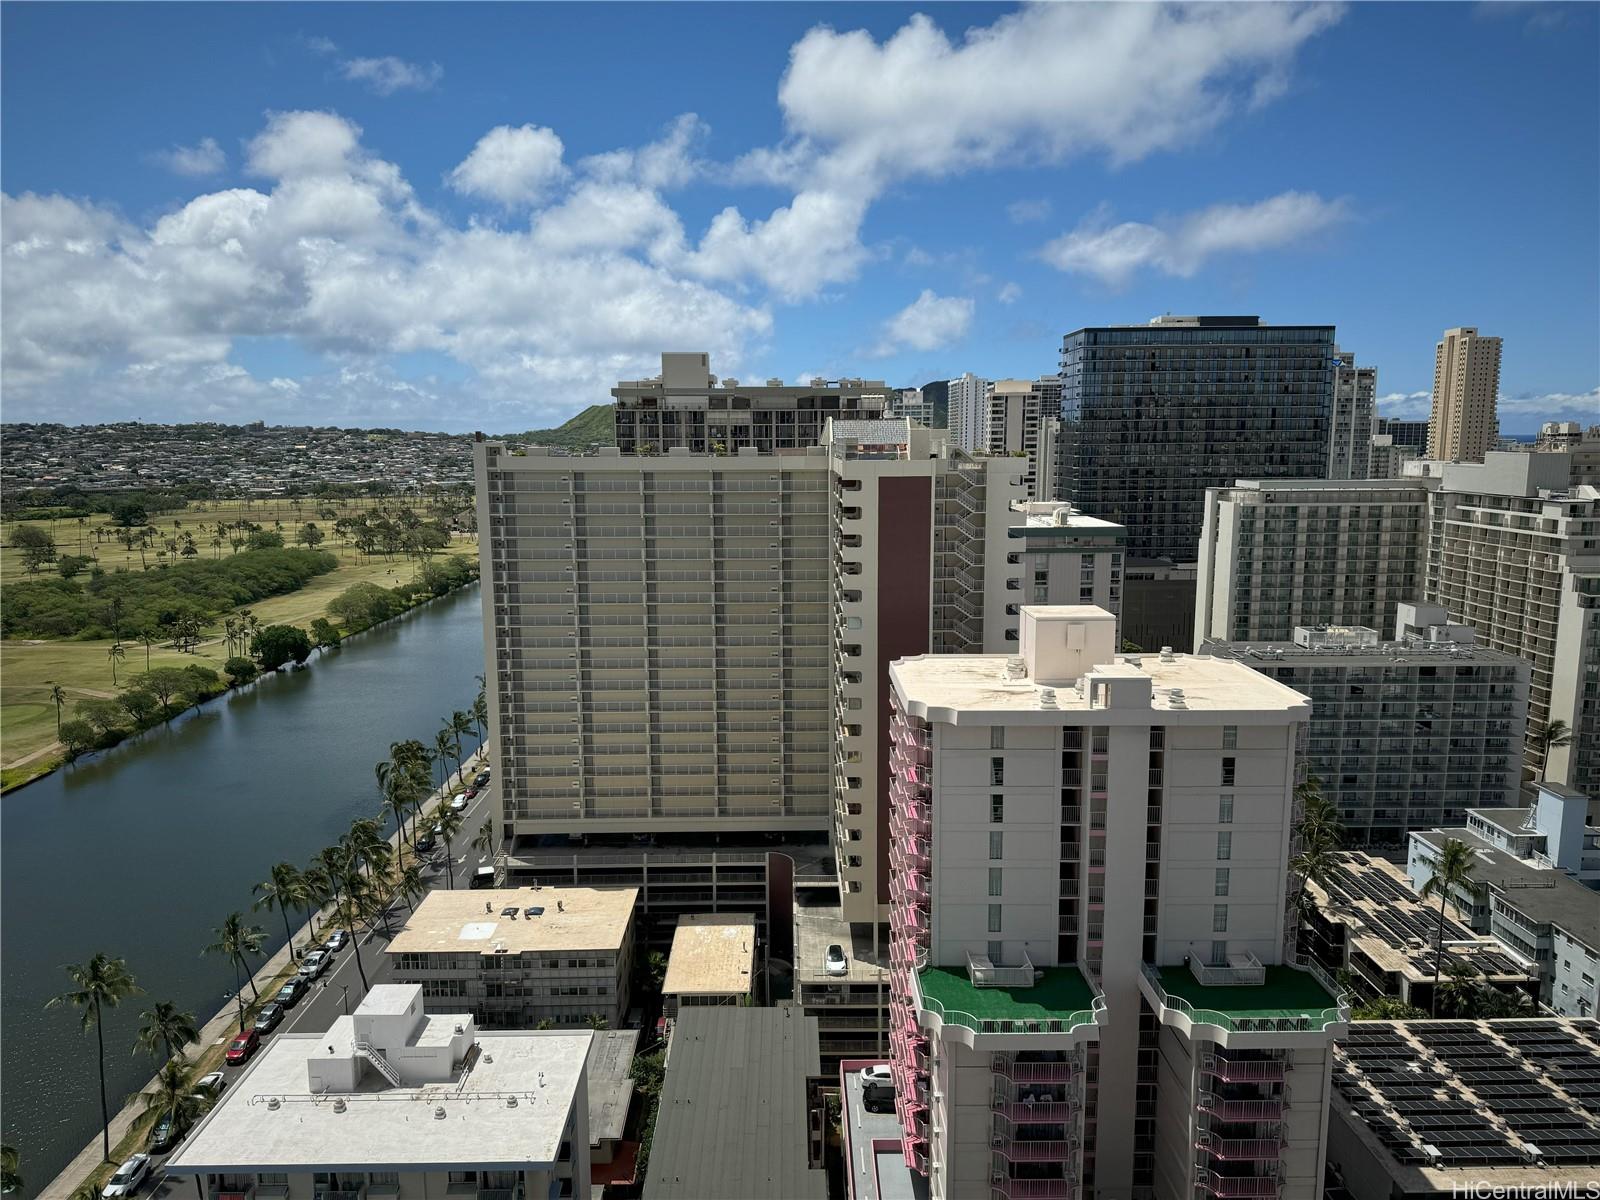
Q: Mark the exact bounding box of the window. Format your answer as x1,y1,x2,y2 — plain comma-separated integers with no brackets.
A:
991,794,1005,823
1213,905,1229,933
1215,868,1231,896
1218,794,1234,824
989,831,1004,860
988,940,1005,962
1217,832,1232,861
991,727,1006,749
1222,725,1237,749
1221,757,1236,787
988,904,1003,933
991,756,1005,785
1210,940,1228,966
989,868,1003,897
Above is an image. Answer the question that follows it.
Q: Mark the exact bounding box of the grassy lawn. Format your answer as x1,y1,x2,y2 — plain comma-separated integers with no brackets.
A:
1155,965,1338,1022
918,964,1097,1023
1,497,477,789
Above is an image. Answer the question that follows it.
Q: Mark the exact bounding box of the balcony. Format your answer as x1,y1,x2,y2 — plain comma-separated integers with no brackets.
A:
990,1180,1077,1200
1197,1094,1285,1122
1199,1054,1287,1084
994,1100,1074,1122
1197,1136,1284,1162
992,1135,1075,1162
1197,1172,1279,1198
968,949,1041,988
992,1056,1077,1085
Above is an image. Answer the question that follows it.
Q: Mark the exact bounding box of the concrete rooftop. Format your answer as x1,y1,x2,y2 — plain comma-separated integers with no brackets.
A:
662,913,757,997
387,886,637,956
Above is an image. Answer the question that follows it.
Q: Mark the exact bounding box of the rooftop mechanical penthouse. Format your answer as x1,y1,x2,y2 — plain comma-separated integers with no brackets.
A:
886,607,1348,1200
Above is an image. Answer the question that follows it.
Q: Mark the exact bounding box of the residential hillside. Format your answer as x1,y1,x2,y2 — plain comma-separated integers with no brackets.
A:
507,404,615,450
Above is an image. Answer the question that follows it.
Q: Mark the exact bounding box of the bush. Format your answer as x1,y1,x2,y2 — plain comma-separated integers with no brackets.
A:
57,554,94,580
59,719,98,759
309,618,341,649
75,698,127,737
252,624,313,671
223,657,258,686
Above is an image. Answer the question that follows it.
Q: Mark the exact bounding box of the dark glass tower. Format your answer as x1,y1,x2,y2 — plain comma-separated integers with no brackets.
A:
1054,315,1335,561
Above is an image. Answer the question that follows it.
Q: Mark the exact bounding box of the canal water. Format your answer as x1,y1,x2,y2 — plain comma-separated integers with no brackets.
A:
0,585,486,1194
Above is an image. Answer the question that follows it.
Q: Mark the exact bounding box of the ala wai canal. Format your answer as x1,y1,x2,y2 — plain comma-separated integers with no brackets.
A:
1,584,486,1195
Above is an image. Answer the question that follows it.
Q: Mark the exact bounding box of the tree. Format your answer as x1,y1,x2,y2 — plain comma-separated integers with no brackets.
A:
309,617,341,649
1418,838,1480,1017
585,1013,609,1030
204,912,266,1029
314,847,369,992
433,729,456,789
1537,718,1573,780
134,667,191,718
1288,776,1341,952
254,863,307,961
59,719,98,759
394,862,428,911
223,656,258,687
472,818,496,863
1435,960,1485,1018
296,523,325,549
451,709,475,764
106,642,126,686
46,953,142,1161
140,1059,203,1148
75,698,126,739
136,630,158,671
300,864,332,942
251,624,313,671
472,691,488,743
245,529,285,551
133,1000,199,1064
118,688,159,726
1,1143,21,1195
435,806,465,889
48,682,66,739
1351,996,1428,1022
380,771,415,853
57,554,93,580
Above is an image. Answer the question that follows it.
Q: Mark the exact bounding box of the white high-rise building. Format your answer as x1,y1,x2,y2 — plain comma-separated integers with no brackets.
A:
886,607,1347,1200
1326,351,1376,480
947,373,990,454
1366,433,1420,479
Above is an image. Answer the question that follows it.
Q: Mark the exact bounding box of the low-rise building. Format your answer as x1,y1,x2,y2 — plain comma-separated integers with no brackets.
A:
585,1029,639,1175
165,984,590,1200
840,1059,927,1200
1301,852,1537,1012
1326,1018,1600,1197
661,912,756,1017
794,896,888,1069
388,886,637,1029
1008,501,1125,636
1462,783,1600,883
643,1007,826,1200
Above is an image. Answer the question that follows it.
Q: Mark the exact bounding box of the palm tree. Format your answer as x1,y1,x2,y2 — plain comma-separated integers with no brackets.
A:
381,772,414,851
451,709,475,765
300,863,332,941
435,806,465,890
1537,718,1573,780
433,729,456,789
1,1143,21,1195
585,1013,609,1030
1288,776,1341,952
1419,837,1481,1017
46,954,142,1161
1435,960,1484,1018
138,1059,201,1146
204,912,266,1029
254,863,307,960
48,682,66,739
133,1000,198,1064
324,853,371,993
106,642,125,686
394,861,428,911
137,630,157,670
471,692,488,744
472,817,496,864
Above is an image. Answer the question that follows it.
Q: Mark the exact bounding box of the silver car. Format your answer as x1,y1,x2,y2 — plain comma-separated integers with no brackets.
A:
102,1155,151,1199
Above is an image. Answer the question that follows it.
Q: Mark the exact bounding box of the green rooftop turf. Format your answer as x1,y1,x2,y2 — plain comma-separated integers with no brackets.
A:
1155,965,1338,1023
918,965,1096,1022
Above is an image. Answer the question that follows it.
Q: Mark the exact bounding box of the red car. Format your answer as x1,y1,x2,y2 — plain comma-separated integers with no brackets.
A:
225,1029,260,1065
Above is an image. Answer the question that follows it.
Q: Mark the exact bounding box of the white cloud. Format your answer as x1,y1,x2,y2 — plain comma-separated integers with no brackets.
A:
1498,387,1600,423
670,189,872,302
151,137,226,177
1007,199,1051,225
581,114,705,190
340,55,443,96
448,124,568,207
1377,390,1432,419
1039,191,1348,286
1,111,771,427
997,281,1022,304
871,290,974,357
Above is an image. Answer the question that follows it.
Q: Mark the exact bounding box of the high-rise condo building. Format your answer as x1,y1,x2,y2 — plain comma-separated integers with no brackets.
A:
1007,501,1125,621
1054,315,1336,561
1326,351,1377,480
889,387,936,428
1373,416,1430,453
947,372,990,454
886,607,1346,1200
1194,452,1600,798
1427,326,1502,463
610,352,888,454
1201,611,1530,847
987,377,1063,500
1194,480,1430,644
1367,433,1421,479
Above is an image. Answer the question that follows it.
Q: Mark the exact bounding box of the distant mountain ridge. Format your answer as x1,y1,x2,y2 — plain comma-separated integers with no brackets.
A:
501,404,615,449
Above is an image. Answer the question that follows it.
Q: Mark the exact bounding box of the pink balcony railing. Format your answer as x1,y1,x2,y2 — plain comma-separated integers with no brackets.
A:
994,1101,1074,1122
1197,1138,1283,1162
902,1133,927,1172
1200,1056,1286,1084
990,1180,1076,1200
992,1138,1074,1162
1197,1174,1279,1198
992,1058,1076,1084
1198,1096,1285,1122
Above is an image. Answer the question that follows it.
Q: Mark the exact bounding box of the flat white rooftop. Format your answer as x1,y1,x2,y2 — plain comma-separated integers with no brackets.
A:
388,886,637,956
662,913,756,997
891,651,1308,721
166,1027,591,1171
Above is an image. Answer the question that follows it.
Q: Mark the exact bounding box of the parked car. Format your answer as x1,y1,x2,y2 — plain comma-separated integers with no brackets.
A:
148,1116,182,1153
275,976,308,1009
324,929,349,952
193,1071,227,1098
449,793,468,812
860,1064,893,1088
253,1002,285,1034
225,1029,260,1065
102,1155,151,1198
473,770,491,787
298,949,330,980
414,829,436,852
825,944,849,976
464,786,479,800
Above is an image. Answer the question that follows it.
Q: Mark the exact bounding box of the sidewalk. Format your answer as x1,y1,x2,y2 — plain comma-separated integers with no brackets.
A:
35,745,488,1200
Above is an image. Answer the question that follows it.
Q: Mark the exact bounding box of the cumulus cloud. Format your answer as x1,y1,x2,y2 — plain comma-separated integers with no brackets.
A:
581,114,705,190
1498,386,1600,423
1038,191,1348,287
870,290,974,357
997,281,1023,304
1007,199,1051,224
150,137,226,177
340,56,443,96
448,124,568,207
1,111,770,427
1377,390,1433,419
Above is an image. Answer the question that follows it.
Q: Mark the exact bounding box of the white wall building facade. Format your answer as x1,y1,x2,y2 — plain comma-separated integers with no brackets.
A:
947,373,991,455
1326,352,1376,481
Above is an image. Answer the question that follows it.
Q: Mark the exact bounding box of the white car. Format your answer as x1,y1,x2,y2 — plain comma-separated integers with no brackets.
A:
449,793,469,812
298,949,330,979
860,1064,893,1088
102,1155,151,1199
825,943,849,976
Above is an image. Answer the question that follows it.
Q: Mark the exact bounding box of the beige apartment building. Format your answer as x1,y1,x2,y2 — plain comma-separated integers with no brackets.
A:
1427,326,1502,463
986,377,1062,501
1327,351,1377,480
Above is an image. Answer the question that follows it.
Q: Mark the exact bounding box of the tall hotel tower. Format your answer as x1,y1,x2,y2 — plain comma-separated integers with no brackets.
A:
885,607,1347,1200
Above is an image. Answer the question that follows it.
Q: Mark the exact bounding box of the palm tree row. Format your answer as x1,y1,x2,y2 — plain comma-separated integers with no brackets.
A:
1287,774,1343,955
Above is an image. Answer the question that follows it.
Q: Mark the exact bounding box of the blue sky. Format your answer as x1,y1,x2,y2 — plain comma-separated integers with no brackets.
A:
3,2,1596,432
